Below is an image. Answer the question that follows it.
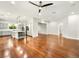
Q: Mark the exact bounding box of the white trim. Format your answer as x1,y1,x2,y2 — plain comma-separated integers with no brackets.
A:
47,33,79,40
63,35,79,40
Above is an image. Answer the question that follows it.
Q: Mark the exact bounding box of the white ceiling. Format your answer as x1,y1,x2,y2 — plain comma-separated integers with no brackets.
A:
0,1,79,23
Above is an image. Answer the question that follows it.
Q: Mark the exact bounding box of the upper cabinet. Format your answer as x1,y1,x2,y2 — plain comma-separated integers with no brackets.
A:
0,22,8,29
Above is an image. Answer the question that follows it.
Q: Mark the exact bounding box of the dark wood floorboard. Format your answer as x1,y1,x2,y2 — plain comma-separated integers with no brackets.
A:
0,34,79,58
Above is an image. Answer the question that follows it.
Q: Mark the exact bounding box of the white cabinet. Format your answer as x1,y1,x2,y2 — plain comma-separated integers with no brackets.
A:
0,30,12,36
12,31,25,39
0,22,11,36
0,23,8,29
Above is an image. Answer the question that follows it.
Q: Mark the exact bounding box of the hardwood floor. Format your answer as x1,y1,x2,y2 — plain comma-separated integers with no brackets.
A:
0,34,79,58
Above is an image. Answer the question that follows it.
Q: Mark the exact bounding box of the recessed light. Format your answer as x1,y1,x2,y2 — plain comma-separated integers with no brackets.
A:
71,12,75,14
11,1,15,5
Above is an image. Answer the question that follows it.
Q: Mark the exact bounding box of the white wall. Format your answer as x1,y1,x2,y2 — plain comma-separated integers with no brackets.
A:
27,17,38,37
47,22,58,35
47,14,79,40
32,17,38,37
63,14,79,39
38,23,47,34
26,18,33,36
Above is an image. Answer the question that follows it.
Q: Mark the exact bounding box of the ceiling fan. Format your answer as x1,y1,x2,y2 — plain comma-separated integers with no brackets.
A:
29,1,53,14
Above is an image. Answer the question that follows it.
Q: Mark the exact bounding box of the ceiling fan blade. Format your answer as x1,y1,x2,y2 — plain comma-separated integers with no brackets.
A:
41,3,53,7
29,1,40,7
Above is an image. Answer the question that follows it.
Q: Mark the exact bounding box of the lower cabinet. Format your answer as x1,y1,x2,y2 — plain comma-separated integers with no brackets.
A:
12,31,25,39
